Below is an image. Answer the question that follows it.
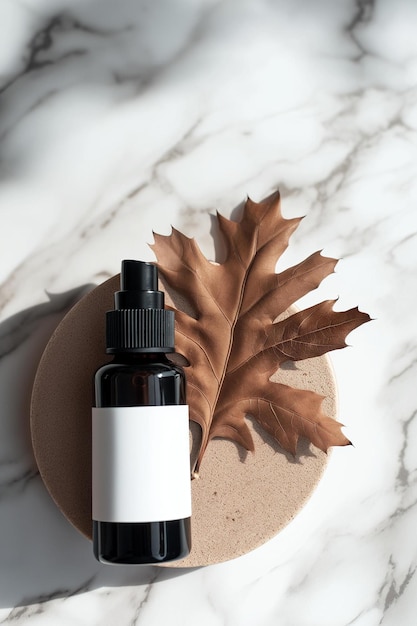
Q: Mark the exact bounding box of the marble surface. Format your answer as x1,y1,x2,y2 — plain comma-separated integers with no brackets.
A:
1,0,416,624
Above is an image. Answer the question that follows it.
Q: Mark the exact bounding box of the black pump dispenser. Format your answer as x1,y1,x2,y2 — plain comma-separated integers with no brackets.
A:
106,260,175,354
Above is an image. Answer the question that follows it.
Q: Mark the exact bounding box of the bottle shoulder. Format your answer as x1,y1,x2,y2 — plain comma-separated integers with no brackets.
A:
94,356,186,406
94,359,185,379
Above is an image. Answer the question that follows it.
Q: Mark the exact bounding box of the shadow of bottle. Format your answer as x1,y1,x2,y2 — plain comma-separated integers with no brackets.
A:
0,284,195,611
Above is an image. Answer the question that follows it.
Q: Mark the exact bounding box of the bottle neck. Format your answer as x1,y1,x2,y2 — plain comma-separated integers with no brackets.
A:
110,352,172,364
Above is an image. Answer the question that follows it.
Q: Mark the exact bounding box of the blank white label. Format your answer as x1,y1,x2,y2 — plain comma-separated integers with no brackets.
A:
92,405,192,523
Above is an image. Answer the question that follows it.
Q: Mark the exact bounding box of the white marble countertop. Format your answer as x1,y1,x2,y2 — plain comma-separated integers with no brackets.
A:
1,0,416,624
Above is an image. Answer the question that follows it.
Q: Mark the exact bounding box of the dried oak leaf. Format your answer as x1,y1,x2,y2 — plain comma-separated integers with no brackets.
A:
151,192,370,473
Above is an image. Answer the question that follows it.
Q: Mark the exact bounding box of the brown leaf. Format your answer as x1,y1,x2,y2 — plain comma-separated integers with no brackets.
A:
151,192,370,472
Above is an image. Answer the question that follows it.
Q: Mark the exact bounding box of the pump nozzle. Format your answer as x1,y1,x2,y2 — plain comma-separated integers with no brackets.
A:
115,260,164,310
121,260,158,292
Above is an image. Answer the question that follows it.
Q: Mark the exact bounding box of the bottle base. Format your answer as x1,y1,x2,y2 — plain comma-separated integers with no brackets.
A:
93,517,191,565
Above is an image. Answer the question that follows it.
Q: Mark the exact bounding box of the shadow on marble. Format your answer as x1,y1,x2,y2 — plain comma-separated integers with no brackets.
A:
0,285,196,609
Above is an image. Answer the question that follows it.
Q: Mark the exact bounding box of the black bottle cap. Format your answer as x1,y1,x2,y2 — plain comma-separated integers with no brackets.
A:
106,260,175,353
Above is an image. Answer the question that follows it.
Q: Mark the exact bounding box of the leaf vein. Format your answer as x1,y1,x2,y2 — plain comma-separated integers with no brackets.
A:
176,329,221,383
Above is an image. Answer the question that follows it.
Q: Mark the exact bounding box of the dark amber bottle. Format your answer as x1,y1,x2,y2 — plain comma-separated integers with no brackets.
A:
92,260,191,564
